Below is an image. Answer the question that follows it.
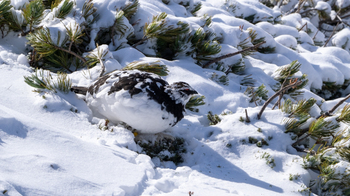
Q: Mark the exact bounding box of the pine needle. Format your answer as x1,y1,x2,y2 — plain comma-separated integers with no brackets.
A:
186,95,206,112
23,0,45,32
121,0,139,20
123,61,169,76
55,0,73,19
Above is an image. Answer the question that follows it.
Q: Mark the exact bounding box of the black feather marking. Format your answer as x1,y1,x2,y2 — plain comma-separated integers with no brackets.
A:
105,71,185,124
88,74,112,95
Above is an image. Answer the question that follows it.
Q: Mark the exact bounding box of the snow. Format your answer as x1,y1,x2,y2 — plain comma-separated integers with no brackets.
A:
1,0,350,195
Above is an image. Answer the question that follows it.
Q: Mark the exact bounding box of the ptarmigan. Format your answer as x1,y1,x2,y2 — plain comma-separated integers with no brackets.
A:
71,70,198,134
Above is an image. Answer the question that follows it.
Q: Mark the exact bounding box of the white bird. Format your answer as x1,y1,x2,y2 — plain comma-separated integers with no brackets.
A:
71,70,198,134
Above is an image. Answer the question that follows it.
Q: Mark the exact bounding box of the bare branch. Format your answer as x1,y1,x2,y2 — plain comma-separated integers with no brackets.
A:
203,41,266,69
323,22,339,47
257,80,302,120
52,45,87,65
298,23,307,32
312,29,319,40
324,93,350,117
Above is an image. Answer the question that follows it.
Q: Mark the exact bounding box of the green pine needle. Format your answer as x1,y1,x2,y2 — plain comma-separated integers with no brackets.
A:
55,0,74,19
281,99,293,114
284,114,310,136
54,72,72,93
23,0,45,32
112,10,129,39
121,0,139,20
50,0,62,9
0,0,12,17
336,104,350,123
24,70,52,91
190,3,202,15
244,84,268,105
24,69,72,93
289,98,317,118
27,27,68,58
64,23,84,46
186,95,206,112
308,117,339,140
123,61,169,76
276,60,302,81
82,0,97,21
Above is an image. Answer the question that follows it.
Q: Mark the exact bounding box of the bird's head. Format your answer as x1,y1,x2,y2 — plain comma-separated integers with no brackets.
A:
167,82,198,104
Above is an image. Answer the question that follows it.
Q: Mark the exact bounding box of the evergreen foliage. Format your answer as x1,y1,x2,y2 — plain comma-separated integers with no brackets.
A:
81,0,97,21
186,95,206,112
189,28,221,64
24,69,72,93
244,84,268,106
210,72,229,86
137,137,186,165
336,105,350,124
302,129,350,195
122,61,169,76
274,60,308,98
121,0,139,20
23,0,45,32
54,0,73,19
27,27,68,58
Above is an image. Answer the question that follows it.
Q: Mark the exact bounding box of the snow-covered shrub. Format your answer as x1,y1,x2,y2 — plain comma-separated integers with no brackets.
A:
137,137,187,165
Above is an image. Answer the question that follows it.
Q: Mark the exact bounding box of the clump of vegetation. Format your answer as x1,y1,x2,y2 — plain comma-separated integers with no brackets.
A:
207,111,221,125
289,173,300,181
244,84,269,106
260,152,276,168
137,137,187,165
24,69,72,93
248,137,269,147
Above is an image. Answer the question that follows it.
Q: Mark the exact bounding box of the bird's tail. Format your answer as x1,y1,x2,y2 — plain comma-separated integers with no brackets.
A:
71,86,88,95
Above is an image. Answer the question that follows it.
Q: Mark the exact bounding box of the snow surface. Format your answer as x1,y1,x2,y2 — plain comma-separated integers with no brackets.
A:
1,0,350,195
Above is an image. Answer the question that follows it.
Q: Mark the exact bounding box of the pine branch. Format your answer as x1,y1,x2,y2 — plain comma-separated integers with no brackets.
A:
23,0,45,32
123,60,169,76
27,28,87,65
55,0,73,19
52,44,87,64
203,41,266,69
257,80,302,120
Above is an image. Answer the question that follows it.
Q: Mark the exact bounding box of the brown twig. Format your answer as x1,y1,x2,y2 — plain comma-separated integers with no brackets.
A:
323,93,350,117
52,45,87,64
203,41,266,69
323,22,339,47
312,29,319,40
257,80,302,120
298,23,307,32
336,14,350,28
272,72,291,110
245,109,250,123
292,133,310,147
132,36,148,48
